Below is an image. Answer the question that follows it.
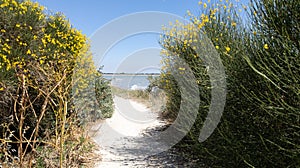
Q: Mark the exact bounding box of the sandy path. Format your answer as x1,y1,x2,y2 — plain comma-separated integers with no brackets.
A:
91,96,166,168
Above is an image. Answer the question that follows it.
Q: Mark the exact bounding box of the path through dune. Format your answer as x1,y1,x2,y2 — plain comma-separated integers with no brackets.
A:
91,96,167,167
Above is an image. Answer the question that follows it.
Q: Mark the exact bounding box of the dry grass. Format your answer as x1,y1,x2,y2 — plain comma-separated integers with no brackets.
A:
32,126,101,168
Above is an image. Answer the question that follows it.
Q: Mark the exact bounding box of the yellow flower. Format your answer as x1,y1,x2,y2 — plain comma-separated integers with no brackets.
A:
0,87,4,91
12,61,20,67
26,49,31,55
231,22,237,27
183,40,188,45
1,29,6,33
16,24,21,28
6,62,11,70
51,38,56,44
42,38,47,46
0,2,9,8
3,43,10,49
215,46,220,49
3,47,11,54
203,3,207,9
253,31,257,35
203,15,209,23
178,67,185,71
225,46,230,52
264,44,269,50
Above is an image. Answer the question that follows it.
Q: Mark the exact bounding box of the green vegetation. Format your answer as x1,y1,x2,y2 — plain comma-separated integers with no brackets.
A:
157,0,299,167
95,69,114,119
110,75,166,109
111,86,150,106
1,0,299,167
0,0,113,167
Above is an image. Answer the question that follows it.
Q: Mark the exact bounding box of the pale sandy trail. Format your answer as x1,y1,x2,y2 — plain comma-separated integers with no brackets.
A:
91,96,166,168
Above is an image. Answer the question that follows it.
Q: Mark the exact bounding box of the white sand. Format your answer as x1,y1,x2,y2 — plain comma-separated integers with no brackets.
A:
91,96,165,168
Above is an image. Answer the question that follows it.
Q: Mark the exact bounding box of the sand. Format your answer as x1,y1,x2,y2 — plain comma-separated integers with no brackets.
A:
91,96,166,168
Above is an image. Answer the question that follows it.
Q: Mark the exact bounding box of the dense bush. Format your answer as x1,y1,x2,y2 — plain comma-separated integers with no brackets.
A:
158,0,299,167
241,0,300,166
0,0,113,167
73,52,114,123
95,68,114,119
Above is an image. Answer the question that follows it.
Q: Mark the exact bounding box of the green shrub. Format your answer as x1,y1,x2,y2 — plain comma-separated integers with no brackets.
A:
95,69,114,119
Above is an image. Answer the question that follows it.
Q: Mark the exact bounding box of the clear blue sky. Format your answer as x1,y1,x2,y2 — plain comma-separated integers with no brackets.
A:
35,0,201,36
34,0,249,73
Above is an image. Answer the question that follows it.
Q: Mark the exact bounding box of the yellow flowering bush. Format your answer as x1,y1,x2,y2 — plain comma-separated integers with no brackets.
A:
159,0,244,123
158,0,299,167
0,0,110,167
